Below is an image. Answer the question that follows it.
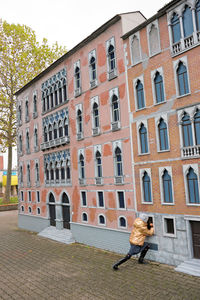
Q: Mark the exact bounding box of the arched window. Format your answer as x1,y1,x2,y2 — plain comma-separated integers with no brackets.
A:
54,86,58,106
58,121,63,138
59,84,62,104
142,171,152,203
187,168,200,203
162,170,173,203
171,13,181,44
18,105,22,122
196,0,200,31
182,113,193,147
149,24,160,56
115,147,123,177
93,102,99,128
19,135,22,153
99,215,105,225
136,80,145,109
79,154,85,179
66,159,71,180
25,100,29,119
53,123,58,139
158,118,169,151
96,151,102,178
90,56,96,81
45,163,49,181
26,131,30,152
119,217,126,227
194,110,200,145
112,94,119,122
20,165,23,184
75,66,80,89
183,6,193,38
77,109,82,133
50,162,54,180
61,161,65,180
63,79,67,101
49,193,55,203
62,193,69,204
27,164,30,184
55,162,59,181
154,72,164,103
82,213,88,222
49,125,52,141
139,123,148,154
50,89,54,108
177,62,189,96
33,95,37,113
131,35,141,64
44,126,48,142
64,118,68,136
108,44,115,72
34,128,38,148
46,94,50,111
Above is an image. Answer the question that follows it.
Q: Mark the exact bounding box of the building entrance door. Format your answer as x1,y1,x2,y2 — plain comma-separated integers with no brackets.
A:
191,221,200,259
49,193,56,227
62,193,70,229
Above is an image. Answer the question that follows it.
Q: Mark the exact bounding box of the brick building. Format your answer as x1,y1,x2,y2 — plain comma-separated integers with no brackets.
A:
122,0,200,266
16,13,146,252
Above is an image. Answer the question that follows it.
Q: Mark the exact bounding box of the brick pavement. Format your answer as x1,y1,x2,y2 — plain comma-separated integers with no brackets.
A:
0,210,200,300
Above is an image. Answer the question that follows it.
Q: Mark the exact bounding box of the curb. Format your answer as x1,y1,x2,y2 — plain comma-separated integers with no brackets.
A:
0,204,18,211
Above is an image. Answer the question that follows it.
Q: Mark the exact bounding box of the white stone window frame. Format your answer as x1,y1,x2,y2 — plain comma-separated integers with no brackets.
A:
27,161,31,186
106,36,117,78
98,213,106,226
136,119,150,155
139,168,153,204
183,163,200,206
118,216,127,229
37,207,41,215
177,104,200,148
33,123,39,151
94,144,102,179
112,140,124,178
129,31,142,66
25,96,29,122
80,189,87,207
82,212,88,223
116,190,126,210
18,131,23,155
20,190,24,202
91,96,100,131
74,60,81,95
34,159,40,186
28,190,32,202
159,166,175,205
28,206,32,214
33,90,38,117
162,215,177,238
147,19,161,57
88,49,98,87
133,75,146,111
151,67,166,105
36,190,40,203
96,190,105,209
76,104,83,134
19,162,23,187
109,87,121,125
173,56,191,98
155,114,170,153
25,128,30,154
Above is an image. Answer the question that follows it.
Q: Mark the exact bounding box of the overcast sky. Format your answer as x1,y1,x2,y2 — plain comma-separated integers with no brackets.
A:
1,0,169,50
1,0,169,169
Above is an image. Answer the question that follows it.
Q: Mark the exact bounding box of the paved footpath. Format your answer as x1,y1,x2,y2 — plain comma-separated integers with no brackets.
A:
0,211,200,300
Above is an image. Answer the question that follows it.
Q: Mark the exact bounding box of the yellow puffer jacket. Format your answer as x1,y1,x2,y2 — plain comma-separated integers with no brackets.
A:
129,218,154,246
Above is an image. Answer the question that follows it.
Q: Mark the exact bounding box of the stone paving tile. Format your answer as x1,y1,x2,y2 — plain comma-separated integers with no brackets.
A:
0,210,200,300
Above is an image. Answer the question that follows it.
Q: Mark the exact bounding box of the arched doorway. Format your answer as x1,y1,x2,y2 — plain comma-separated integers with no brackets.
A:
49,193,56,226
62,193,70,229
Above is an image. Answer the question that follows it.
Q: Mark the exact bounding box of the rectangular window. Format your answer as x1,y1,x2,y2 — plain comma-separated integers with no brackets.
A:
81,191,87,206
36,191,40,203
28,191,31,202
163,217,176,237
117,191,125,209
98,191,104,207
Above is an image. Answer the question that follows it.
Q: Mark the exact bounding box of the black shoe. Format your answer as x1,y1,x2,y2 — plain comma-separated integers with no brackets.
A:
112,264,119,270
138,259,148,264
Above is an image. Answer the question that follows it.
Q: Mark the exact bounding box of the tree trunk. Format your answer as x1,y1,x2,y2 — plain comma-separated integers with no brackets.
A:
3,146,12,203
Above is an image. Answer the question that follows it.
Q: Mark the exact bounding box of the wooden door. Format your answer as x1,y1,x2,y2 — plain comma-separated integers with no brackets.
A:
191,221,200,259
63,205,70,229
49,204,56,227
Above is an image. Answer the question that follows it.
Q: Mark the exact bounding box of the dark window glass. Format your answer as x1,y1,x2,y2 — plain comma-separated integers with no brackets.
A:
77,110,82,133
93,103,99,128
187,168,200,204
183,6,193,37
194,110,200,145
96,151,102,178
83,213,87,221
80,154,85,178
108,44,115,71
154,72,164,103
171,13,181,43
75,66,80,89
55,90,58,106
196,1,200,31
143,171,152,202
115,147,123,176
90,56,96,80
98,191,104,207
51,93,54,107
112,95,119,122
120,217,126,227
165,218,175,234
59,87,62,104
177,62,189,96
54,124,57,139
118,191,125,208
140,124,148,153
182,113,193,147
158,119,169,151
59,122,63,138
136,80,145,109
99,215,105,224
49,125,52,141
81,191,87,206
163,170,173,203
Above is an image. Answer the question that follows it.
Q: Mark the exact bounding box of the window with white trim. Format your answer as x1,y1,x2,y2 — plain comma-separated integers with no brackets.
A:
106,37,117,80
74,61,81,97
163,216,176,237
130,32,141,65
117,191,125,209
89,50,97,88
98,214,106,225
140,169,153,204
173,57,190,97
28,191,31,202
159,167,174,205
81,191,87,207
155,116,170,152
91,96,100,135
134,76,146,110
27,162,31,186
183,164,200,205
76,104,83,140
119,216,127,228
147,20,161,57
82,212,88,222
97,191,104,208
151,68,165,104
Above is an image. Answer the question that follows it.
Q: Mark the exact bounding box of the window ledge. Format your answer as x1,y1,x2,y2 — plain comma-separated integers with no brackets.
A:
177,92,191,99
138,152,150,156
149,49,161,58
154,100,166,106
161,202,175,206
186,203,200,206
135,107,146,112
157,149,170,153
141,202,153,205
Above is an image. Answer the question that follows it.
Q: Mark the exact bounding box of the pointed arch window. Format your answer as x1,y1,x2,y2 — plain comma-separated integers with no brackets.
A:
158,118,169,151
19,135,22,153
53,123,58,139
115,147,123,177
27,164,31,185
55,162,59,181
162,170,173,203
89,56,96,81
139,123,148,154
64,118,69,137
66,159,71,180
177,62,189,96
44,126,48,142
45,163,49,181
50,89,54,108
25,100,29,121
136,80,145,109
187,168,200,204
33,95,37,114
77,109,83,133
61,161,65,180
26,131,30,153
183,6,193,38
75,66,80,89
79,154,85,179
58,121,63,138
35,162,39,183
34,128,38,149
142,171,152,203
63,79,67,101
194,110,200,145
171,13,181,44
50,162,54,180
54,86,58,106
131,35,141,65
182,113,193,147
119,217,126,228
111,94,120,122
93,102,99,128
49,125,52,141
95,151,102,178
154,72,164,103
196,1,200,31
108,44,116,72
20,165,23,184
